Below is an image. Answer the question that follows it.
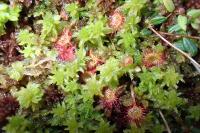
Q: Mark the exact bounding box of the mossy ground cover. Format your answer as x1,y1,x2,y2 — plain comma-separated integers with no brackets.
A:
0,0,200,132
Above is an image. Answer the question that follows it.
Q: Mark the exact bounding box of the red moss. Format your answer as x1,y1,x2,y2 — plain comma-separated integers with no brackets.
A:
60,10,69,21
0,33,23,65
97,0,116,13
57,44,76,62
54,29,76,62
0,95,19,123
142,49,166,68
108,10,125,31
44,85,65,106
186,0,200,9
55,28,73,49
77,0,86,7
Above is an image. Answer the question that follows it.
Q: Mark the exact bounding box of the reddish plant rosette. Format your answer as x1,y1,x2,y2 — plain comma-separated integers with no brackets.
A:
142,49,166,68
44,85,65,106
108,10,125,31
99,88,120,110
125,104,146,126
98,86,124,114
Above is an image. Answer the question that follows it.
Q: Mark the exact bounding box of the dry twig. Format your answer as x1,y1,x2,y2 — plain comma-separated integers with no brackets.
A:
158,31,200,40
159,110,172,133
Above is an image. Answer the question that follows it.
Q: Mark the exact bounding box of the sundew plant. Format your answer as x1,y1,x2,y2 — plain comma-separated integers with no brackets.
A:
0,0,200,133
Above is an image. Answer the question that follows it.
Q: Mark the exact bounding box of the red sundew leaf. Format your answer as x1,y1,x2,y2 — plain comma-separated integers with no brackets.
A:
86,50,104,74
108,10,125,31
142,49,166,68
99,88,119,110
126,105,146,125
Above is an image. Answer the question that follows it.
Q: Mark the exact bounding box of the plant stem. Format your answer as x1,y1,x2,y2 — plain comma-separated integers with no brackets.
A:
149,26,200,73
159,110,172,133
158,31,200,40
130,85,136,105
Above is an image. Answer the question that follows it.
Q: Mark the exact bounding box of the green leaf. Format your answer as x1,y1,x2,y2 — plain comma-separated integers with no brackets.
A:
150,16,167,25
182,38,198,56
175,38,198,56
163,0,175,12
134,50,142,65
63,80,79,93
177,15,187,31
187,9,200,19
191,19,200,30
67,117,79,133
149,124,165,133
174,41,185,51
51,102,68,126
168,24,182,33
124,124,145,133
140,28,152,36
